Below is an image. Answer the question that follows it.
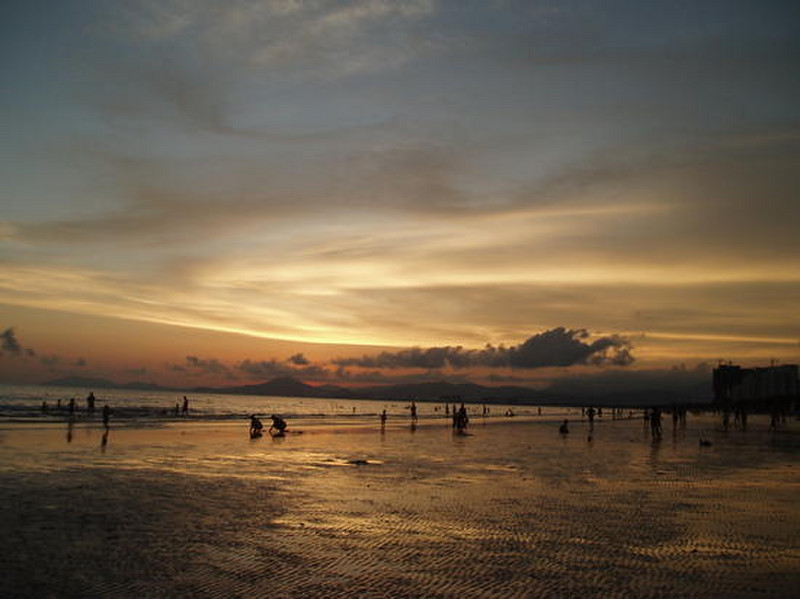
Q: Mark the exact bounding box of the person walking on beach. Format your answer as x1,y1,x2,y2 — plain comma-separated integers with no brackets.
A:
68,397,76,416
181,396,189,415
587,407,596,428
380,409,387,429
650,408,662,439
410,401,418,423
86,392,95,414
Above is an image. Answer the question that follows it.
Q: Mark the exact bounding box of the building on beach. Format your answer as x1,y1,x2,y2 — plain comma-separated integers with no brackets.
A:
713,363,799,406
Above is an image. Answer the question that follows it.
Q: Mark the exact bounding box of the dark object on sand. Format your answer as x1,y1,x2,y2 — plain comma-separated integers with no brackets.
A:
699,439,712,447
249,415,263,438
269,414,287,436
559,419,569,435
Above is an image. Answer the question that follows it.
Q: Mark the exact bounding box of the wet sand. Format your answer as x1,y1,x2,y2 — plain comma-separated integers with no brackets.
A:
1,414,798,598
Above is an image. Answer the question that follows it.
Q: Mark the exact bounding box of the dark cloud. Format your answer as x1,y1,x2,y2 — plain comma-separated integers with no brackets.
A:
164,355,235,378
185,355,231,375
39,355,60,368
1,327,36,358
333,328,634,370
236,359,331,382
288,353,310,366
1,328,22,354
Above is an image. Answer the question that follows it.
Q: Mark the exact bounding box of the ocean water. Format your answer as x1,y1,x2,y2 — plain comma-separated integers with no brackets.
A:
0,383,569,425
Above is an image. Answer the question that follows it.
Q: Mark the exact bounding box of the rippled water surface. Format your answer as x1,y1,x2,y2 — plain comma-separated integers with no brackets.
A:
0,409,798,598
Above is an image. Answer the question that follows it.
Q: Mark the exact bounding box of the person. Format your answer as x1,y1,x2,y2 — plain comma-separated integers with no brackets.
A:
587,407,595,426
269,414,287,436
68,397,76,415
380,409,387,428
86,392,96,414
410,401,418,423
249,414,263,437
456,403,469,433
651,407,663,438
102,404,110,428
181,396,189,415
559,419,569,434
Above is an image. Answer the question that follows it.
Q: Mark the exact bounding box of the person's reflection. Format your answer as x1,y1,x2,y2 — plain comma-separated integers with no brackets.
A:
66,417,74,443
101,427,109,452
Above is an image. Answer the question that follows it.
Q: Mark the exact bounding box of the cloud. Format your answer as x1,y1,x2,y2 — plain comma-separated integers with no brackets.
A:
236,358,332,381
185,355,231,375
333,327,634,370
166,355,235,378
1,328,22,354
1,327,35,358
39,355,59,368
288,353,310,365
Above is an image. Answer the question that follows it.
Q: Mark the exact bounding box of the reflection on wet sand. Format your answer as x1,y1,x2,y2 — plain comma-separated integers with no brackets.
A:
0,413,797,597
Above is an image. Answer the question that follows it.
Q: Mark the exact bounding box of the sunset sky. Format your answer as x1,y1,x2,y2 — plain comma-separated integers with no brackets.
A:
1,0,798,390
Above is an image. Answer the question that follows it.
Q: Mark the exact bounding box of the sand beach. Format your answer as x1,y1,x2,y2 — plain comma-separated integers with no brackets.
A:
1,400,798,598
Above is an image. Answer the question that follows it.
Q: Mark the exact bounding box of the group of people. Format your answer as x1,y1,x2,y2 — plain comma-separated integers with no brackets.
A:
249,414,287,438
42,391,110,427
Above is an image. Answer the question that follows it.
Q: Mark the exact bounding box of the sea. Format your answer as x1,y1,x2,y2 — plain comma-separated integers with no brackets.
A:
0,383,568,425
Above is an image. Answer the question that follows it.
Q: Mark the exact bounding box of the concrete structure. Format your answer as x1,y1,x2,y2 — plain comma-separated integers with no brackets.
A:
713,363,799,405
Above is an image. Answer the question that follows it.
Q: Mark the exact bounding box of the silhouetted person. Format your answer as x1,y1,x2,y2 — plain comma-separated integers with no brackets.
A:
559,419,569,435
410,401,418,423
68,397,76,415
182,396,189,415
86,392,96,414
456,403,469,432
269,414,287,436
380,409,387,428
650,407,662,439
538,406,542,415
587,407,595,427
249,414,263,437
102,404,110,428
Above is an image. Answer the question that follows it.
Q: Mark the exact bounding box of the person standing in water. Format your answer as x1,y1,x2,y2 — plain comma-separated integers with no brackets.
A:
181,396,189,415
410,401,418,423
380,409,387,429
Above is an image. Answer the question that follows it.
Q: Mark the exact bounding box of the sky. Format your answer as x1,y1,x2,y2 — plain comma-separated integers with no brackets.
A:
1,0,798,392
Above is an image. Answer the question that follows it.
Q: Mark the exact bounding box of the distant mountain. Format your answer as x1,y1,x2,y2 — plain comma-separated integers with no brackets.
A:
191,376,348,398
43,374,711,407
43,376,171,391
357,380,541,402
